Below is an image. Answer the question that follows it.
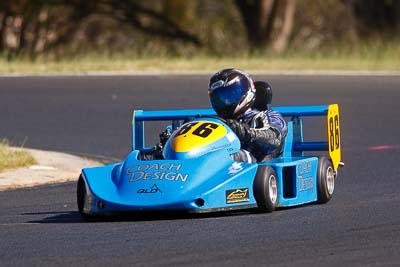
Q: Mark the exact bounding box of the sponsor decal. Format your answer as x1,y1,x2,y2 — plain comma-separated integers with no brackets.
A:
298,161,312,175
210,143,235,154
299,177,313,192
127,163,189,183
210,80,225,90
298,161,313,192
137,184,162,194
226,188,249,204
228,162,243,174
226,132,236,142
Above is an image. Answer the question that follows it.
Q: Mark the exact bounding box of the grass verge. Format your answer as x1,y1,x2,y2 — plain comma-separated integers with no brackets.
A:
0,140,36,172
1,42,400,74
1,55,399,74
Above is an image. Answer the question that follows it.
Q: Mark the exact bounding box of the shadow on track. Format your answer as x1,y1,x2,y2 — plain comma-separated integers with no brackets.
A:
23,211,84,224
23,209,258,224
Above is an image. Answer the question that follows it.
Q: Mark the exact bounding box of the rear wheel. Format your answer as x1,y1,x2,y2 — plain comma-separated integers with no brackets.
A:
253,166,278,212
317,157,335,203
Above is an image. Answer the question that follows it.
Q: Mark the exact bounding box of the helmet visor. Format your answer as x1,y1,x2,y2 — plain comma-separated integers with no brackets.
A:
209,78,250,117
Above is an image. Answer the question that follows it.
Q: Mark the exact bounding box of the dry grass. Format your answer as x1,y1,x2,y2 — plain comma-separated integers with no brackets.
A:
0,140,36,172
1,42,400,74
0,55,399,74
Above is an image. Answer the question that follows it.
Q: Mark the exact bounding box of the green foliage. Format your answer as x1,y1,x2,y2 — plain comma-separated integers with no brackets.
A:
0,0,399,61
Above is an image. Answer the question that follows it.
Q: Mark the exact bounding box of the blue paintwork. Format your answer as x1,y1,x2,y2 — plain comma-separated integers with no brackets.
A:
80,105,334,215
81,149,258,214
263,157,318,206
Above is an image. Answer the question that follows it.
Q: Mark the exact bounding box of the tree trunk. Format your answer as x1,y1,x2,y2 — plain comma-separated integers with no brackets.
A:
236,0,275,47
271,0,296,53
235,0,296,52
0,12,6,51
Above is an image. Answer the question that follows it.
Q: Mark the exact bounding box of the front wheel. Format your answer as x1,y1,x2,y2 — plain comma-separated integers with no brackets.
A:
77,174,95,220
317,157,335,203
253,166,278,212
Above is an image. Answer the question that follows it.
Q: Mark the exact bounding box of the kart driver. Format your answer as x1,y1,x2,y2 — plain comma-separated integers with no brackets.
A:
208,68,287,163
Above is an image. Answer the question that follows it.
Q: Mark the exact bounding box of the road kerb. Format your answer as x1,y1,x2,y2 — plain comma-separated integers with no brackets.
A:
0,148,102,191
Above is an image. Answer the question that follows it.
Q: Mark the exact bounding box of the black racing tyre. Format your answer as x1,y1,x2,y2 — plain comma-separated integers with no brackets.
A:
317,157,335,203
77,174,86,213
77,174,93,220
253,166,278,212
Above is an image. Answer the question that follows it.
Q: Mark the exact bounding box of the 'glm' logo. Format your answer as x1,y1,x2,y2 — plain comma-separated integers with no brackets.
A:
137,184,163,194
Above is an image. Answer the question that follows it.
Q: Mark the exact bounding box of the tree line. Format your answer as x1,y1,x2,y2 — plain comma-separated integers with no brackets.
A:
1,0,399,59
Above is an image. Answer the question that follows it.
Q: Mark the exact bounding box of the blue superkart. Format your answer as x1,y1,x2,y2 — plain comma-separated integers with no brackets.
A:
77,105,343,218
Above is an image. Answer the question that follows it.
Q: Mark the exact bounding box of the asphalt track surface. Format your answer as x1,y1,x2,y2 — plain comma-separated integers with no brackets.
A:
1,74,400,266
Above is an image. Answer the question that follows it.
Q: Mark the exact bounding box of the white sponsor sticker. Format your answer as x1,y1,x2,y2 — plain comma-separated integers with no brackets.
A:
210,80,225,90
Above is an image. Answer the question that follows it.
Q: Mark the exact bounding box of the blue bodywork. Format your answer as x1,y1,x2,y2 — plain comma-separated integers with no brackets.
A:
79,106,339,215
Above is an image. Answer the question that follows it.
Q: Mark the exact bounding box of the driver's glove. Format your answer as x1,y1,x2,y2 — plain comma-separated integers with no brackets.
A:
226,119,251,143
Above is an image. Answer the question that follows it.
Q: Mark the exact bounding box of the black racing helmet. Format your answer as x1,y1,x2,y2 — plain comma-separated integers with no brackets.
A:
208,68,256,119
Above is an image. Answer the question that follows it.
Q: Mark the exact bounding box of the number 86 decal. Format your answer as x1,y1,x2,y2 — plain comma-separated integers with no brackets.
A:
176,122,219,138
329,115,340,151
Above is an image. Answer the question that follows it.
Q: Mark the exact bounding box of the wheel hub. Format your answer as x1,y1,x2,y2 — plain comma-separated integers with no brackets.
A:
326,166,335,195
269,174,277,204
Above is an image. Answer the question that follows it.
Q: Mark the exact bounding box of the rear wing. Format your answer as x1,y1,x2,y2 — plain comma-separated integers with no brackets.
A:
132,104,341,171
276,104,341,171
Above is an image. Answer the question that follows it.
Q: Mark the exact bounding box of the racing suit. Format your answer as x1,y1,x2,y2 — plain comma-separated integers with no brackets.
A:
227,108,287,163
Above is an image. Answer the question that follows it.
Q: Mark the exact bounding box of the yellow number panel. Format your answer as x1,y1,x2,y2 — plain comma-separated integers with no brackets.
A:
171,121,227,152
327,104,341,171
